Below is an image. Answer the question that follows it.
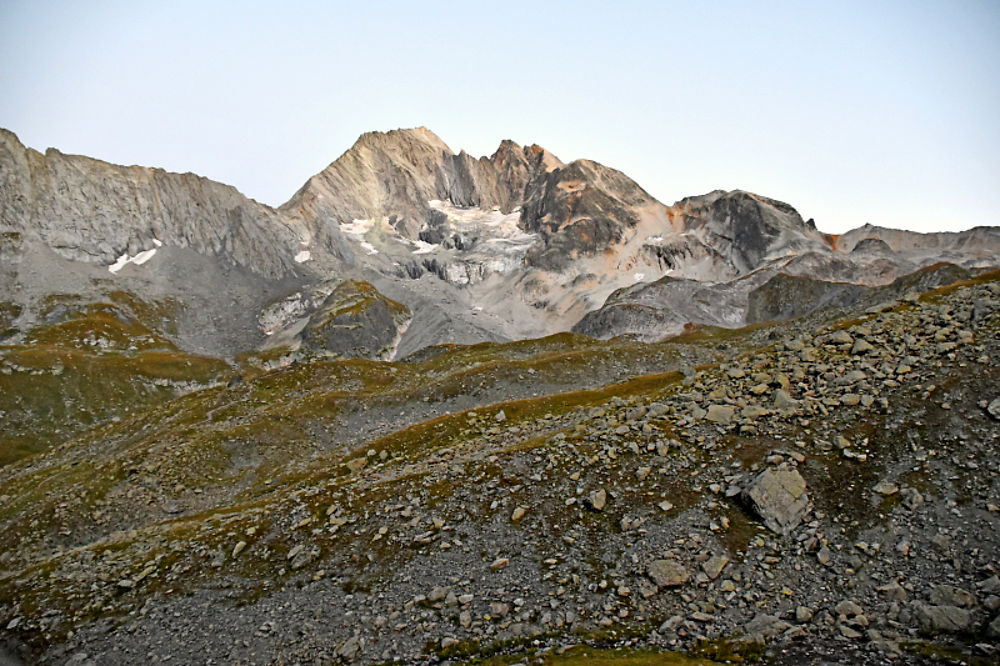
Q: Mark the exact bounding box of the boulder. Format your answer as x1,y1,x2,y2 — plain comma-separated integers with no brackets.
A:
742,466,810,534
744,613,791,639
912,603,972,633
647,559,690,589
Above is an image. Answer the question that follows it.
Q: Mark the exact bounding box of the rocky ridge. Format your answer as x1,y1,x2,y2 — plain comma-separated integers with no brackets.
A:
4,126,1000,361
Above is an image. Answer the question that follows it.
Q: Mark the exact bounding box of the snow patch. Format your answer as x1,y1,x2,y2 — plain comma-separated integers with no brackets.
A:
427,200,524,237
109,243,160,273
634,272,645,282
294,250,312,263
340,219,380,254
341,219,374,236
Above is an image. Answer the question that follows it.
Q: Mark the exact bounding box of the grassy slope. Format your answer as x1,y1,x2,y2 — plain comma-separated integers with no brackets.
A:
1,272,997,663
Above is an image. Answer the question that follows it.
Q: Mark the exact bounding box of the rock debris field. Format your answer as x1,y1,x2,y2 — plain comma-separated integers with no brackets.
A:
2,277,1000,665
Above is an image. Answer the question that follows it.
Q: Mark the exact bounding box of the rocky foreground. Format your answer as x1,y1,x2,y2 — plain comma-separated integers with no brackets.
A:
1,272,999,664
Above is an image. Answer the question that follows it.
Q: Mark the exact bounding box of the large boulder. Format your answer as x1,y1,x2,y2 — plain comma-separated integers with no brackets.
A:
741,466,810,535
911,603,972,633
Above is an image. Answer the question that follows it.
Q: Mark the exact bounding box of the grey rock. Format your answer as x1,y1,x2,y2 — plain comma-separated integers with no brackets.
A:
988,613,1000,639
877,582,907,602
658,614,684,634
835,599,864,618
301,280,411,361
647,559,690,589
828,330,854,345
978,575,1000,595
586,488,607,512
773,389,799,411
742,466,810,534
987,398,1000,421
900,487,925,510
873,479,899,496
929,585,975,608
335,634,362,661
744,613,791,639
701,554,729,580
851,338,875,355
913,603,972,633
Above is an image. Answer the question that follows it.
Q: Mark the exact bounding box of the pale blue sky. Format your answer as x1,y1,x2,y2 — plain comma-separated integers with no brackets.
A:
2,0,998,233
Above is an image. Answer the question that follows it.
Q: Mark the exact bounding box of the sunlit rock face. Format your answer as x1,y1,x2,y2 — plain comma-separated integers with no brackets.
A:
0,129,303,279
2,125,998,359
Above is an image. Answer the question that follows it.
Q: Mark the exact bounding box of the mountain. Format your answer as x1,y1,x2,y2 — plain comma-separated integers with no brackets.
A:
4,126,999,358
2,127,1000,665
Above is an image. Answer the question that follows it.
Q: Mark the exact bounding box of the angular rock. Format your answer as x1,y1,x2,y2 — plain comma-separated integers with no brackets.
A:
795,606,814,623
742,466,810,534
335,634,362,661
705,404,736,423
828,329,854,345
490,557,510,572
913,603,972,633
647,559,690,589
744,613,791,639
873,480,899,496
929,585,975,608
701,554,729,581
851,338,875,355
586,488,607,511
877,582,907,602
988,613,1000,639
988,398,1000,421
773,389,799,411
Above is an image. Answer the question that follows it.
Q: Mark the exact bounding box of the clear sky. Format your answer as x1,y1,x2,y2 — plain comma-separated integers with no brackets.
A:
2,0,998,233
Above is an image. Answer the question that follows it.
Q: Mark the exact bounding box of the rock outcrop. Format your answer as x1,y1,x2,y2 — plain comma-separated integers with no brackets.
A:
300,280,411,360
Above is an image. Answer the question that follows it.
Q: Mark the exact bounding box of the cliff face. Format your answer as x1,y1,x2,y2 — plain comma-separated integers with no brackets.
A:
0,129,304,279
280,128,564,240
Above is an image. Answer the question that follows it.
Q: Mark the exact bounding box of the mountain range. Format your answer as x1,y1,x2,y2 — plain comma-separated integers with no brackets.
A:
3,126,998,362
2,127,1000,665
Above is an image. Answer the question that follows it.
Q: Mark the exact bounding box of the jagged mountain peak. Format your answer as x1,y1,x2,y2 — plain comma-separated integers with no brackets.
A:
349,125,453,157
280,128,575,241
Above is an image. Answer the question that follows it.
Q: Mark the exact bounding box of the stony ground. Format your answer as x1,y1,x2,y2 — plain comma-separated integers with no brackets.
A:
2,274,1000,665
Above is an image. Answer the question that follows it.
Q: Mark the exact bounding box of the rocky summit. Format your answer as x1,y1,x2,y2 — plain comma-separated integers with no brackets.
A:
1,128,1000,665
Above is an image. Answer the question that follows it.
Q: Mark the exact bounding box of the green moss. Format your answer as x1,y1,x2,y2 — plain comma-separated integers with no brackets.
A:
0,300,22,329
901,640,996,665
693,636,765,663
108,290,183,336
0,344,229,464
917,267,1000,304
